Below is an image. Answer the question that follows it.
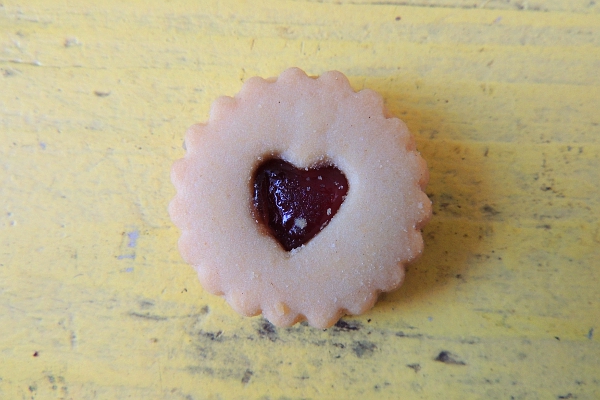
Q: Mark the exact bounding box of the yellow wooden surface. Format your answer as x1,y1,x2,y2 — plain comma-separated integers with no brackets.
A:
1,0,599,398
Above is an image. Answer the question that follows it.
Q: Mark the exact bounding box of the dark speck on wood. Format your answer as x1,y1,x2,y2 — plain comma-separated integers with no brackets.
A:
557,394,574,399
199,330,223,341
334,319,361,331
407,363,421,372
241,369,253,384
434,351,466,365
352,341,376,358
396,331,423,339
139,300,154,309
257,320,277,342
128,312,168,321
482,205,500,216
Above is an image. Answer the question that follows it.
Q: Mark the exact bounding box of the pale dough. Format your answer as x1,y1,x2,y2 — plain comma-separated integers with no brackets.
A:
169,68,432,328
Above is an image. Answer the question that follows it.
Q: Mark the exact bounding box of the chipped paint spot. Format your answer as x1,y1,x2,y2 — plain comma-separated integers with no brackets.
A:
127,230,139,248
352,341,376,358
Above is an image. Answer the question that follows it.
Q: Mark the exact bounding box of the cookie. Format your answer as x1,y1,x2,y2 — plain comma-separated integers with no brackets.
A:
169,68,431,328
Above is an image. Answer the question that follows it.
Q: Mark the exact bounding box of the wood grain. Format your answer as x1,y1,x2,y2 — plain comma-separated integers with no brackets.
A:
1,0,599,398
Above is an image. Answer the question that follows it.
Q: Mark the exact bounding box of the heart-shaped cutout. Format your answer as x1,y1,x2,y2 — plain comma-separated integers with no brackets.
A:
253,159,348,251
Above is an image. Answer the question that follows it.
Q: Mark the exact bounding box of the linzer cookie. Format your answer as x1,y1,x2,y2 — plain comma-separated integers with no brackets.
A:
169,68,431,328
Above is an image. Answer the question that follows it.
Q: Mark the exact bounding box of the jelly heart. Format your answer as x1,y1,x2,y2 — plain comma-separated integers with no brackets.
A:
253,159,348,251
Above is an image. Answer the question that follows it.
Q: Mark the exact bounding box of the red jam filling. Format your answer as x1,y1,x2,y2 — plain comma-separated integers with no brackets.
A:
253,159,348,251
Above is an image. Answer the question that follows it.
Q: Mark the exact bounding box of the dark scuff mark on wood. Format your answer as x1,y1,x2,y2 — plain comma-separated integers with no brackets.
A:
482,204,500,216
434,351,466,365
407,363,421,372
334,319,361,331
557,394,574,399
395,331,423,339
199,330,223,342
128,312,168,321
257,319,278,342
188,366,213,375
139,300,154,309
241,369,253,384
2,68,18,77
352,341,376,358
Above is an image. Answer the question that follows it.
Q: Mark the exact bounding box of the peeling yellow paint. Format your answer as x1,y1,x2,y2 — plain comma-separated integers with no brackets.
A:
1,0,599,398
